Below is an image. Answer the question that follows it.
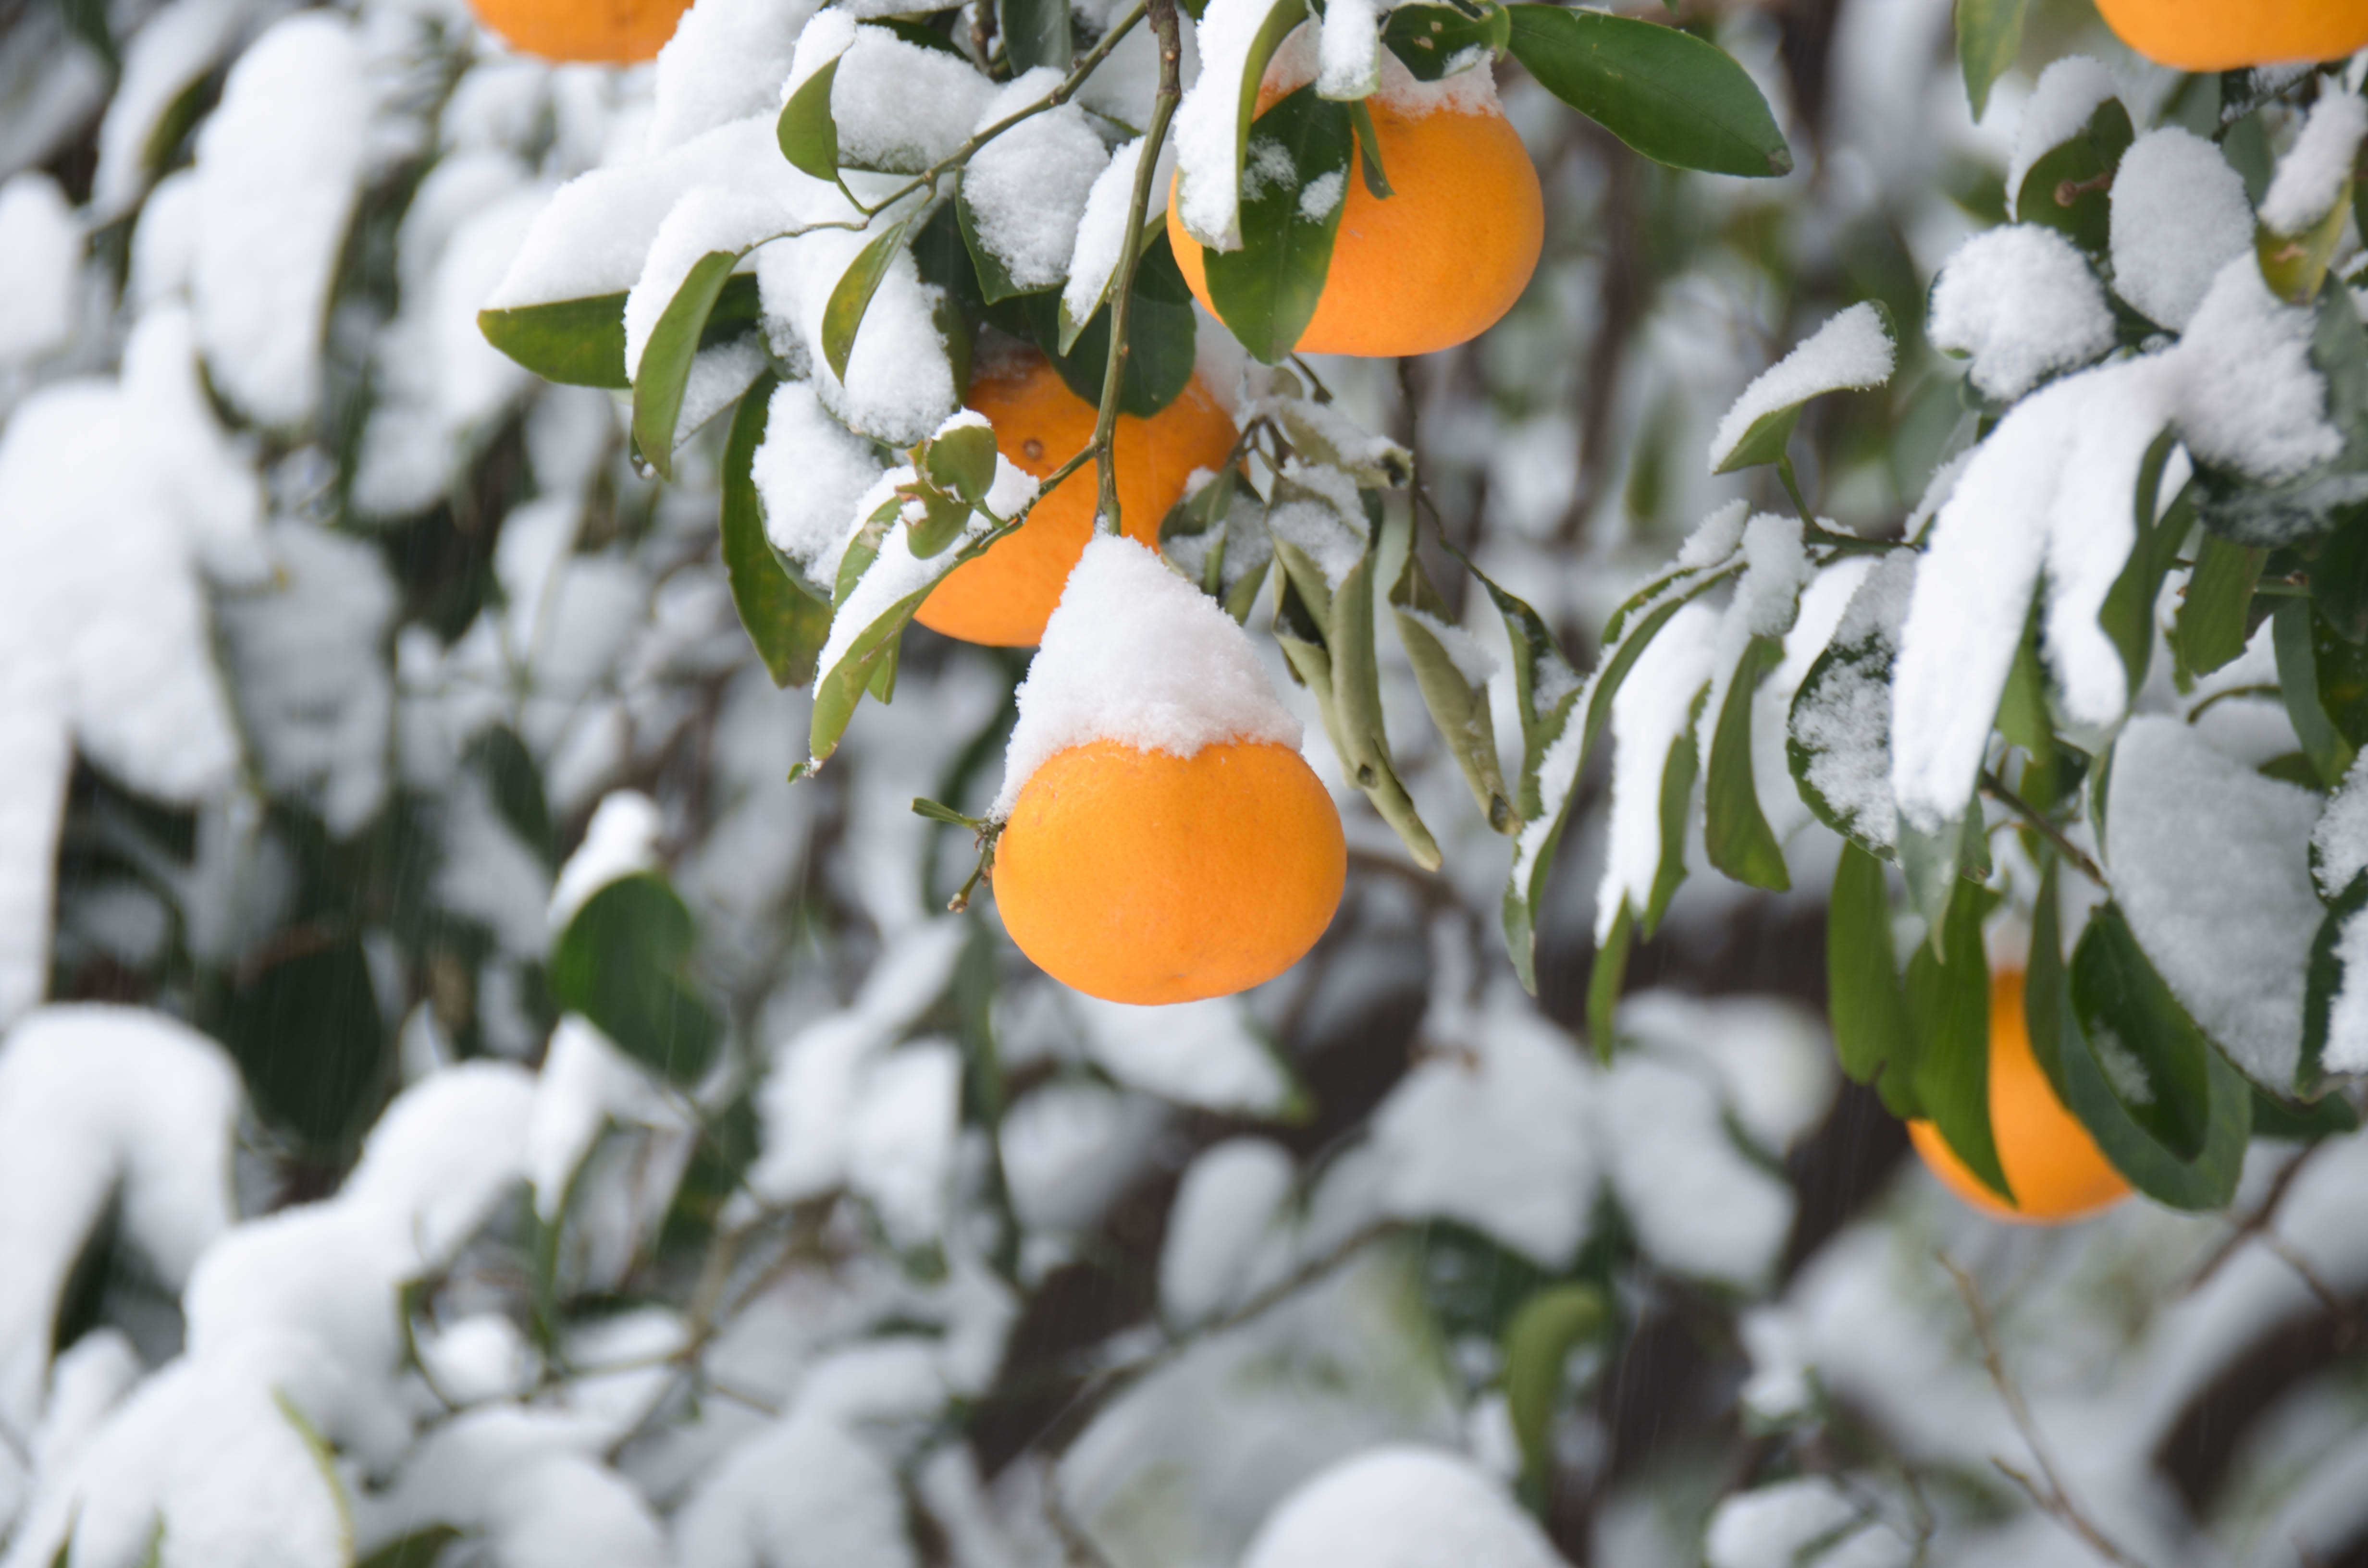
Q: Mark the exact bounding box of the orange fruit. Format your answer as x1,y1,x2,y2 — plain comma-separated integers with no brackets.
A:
1168,82,1544,358
2094,0,2368,69
992,739,1346,1004
916,351,1240,647
469,0,692,62
1908,970,2131,1224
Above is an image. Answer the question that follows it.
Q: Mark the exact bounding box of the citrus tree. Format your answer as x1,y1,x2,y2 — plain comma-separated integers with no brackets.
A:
4,0,2368,1565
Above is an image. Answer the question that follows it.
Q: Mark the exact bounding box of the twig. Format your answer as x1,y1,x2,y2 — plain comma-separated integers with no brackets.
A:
2179,1140,2326,1295
1939,1254,2156,1568
1091,0,1183,535
2262,1235,2364,1349
1979,769,2108,888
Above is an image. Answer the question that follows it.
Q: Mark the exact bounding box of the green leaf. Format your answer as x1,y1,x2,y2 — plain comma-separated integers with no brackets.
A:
223,938,387,1152
720,376,833,688
2301,869,2368,1096
1391,551,1516,832
1022,231,1200,416
1828,838,1915,1111
905,488,976,558
2251,1081,2361,1140
1505,4,1793,179
878,16,973,55
1703,635,1789,891
548,874,720,1084
61,0,118,74
776,56,842,182
926,420,1001,506
957,180,1035,306
2259,177,2352,306
1204,86,1354,364
2315,608,2368,752
2058,903,2250,1209
1345,100,1394,199
1903,878,2007,1200
479,295,629,390
1897,807,1986,949
1642,693,1704,934
1587,898,1634,1062
823,219,914,383
1383,1,1512,81
999,0,1073,75
2025,853,2069,1099
2277,599,2357,786
2013,96,2133,254
1500,1284,1607,1492
464,726,554,865
357,1528,465,1568
1191,0,1313,245
2097,432,2186,701
632,250,744,480
1954,0,2028,122
2172,533,2268,685
1786,581,1899,858
1712,302,1898,475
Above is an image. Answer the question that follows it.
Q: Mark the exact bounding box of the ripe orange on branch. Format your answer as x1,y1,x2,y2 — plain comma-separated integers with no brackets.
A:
1908,970,2131,1225
2094,0,2368,70
993,739,1346,1004
914,349,1240,648
468,0,692,62
1169,74,1545,359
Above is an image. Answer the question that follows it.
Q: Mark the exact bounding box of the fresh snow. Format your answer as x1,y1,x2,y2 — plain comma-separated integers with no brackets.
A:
1602,1055,1795,1289
548,790,665,930
1927,225,2116,402
752,379,888,581
962,71,1110,293
2006,56,2119,213
1706,1477,1910,1568
1071,992,1297,1116
752,206,961,445
2315,755,2368,897
622,185,784,377
2109,128,2254,332
2259,92,2368,236
675,1412,918,1568
1268,461,1370,588
826,25,992,174
2174,256,2343,484
2106,717,2325,1089
1678,498,1750,568
90,0,253,218
187,11,370,429
1160,1139,1297,1328
1063,136,1149,329
0,175,76,365
1315,0,1382,101
1173,0,1318,250
2322,910,2368,1076
991,535,1302,817
1707,303,1895,474
1790,552,1912,851
1239,1446,1565,1568
1595,600,1718,940
648,0,819,152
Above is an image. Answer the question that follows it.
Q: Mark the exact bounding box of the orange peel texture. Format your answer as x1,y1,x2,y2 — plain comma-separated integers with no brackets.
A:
992,739,1347,1004
1909,970,2132,1225
2094,0,2368,70
469,0,693,63
1169,89,1544,359
916,352,1240,648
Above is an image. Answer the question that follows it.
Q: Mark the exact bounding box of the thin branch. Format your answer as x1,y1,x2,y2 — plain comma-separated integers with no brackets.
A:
1979,768,2108,888
1939,1254,2156,1568
1091,0,1183,536
2179,1139,2326,1295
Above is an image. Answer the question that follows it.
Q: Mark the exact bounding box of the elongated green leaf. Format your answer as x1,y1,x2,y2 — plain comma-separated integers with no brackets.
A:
1000,0,1073,74
1712,302,1898,475
1642,694,1703,935
633,250,742,480
2172,533,2267,685
1829,839,1916,1113
777,56,842,182
2014,96,2132,254
222,938,385,1152
1204,87,1354,363
2059,903,2250,1209
1588,898,1634,1062
1391,551,1515,832
2098,432,2185,701
2277,599,2356,787
479,295,629,389
1505,4,1792,179
1786,579,1900,858
1954,0,2028,122
1346,100,1394,199
2302,869,2368,1096
823,220,913,383
1904,879,2006,1200
549,874,719,1084
358,1528,464,1568
1703,635,1789,891
1383,1,1512,81
1023,231,1199,416
1501,1284,1606,1491
957,181,1033,306
2025,854,2069,1099
720,377,833,687
2260,181,2352,306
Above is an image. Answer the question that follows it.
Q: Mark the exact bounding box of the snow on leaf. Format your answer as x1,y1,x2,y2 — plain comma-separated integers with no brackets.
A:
1070,993,1300,1117
2108,127,2252,332
1928,225,2116,403
1240,1446,1565,1568
1707,303,1896,475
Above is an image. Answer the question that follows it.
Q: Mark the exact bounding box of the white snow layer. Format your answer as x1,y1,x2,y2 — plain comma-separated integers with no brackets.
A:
2106,718,2325,1089
1315,0,1383,100
2315,754,2368,897
1790,553,1912,852
1603,1055,1794,1289
2109,128,2254,331
1160,1139,1297,1328
2006,55,2120,211
962,71,1110,293
1707,303,1896,473
2175,256,2344,483
623,185,783,378
1928,225,2115,402
752,379,887,581
0,1008,241,1436
675,1412,917,1568
1071,993,1296,1116
1173,0,1311,250
187,11,370,429
648,0,820,152
1239,1446,1566,1568
549,790,665,930
2259,91,2368,235
826,25,991,174
0,174,77,364
1706,1478,1911,1568
91,0,255,218
1063,135,1149,329
1595,600,1718,940
992,536,1299,817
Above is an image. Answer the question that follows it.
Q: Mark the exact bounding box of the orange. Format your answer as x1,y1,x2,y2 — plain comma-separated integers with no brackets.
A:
916,350,1240,647
1168,83,1544,359
469,0,692,62
2094,0,2368,69
1908,970,2131,1224
992,739,1346,1004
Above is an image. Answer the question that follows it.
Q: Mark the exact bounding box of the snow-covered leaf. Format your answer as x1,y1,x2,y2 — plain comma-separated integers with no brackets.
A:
1239,1446,1565,1568
823,218,914,383
1202,86,1353,364
1381,4,1511,83
547,873,720,1085
2013,92,2131,255
1707,302,1896,475
1505,4,1791,180
721,374,833,688
1172,0,1312,250
632,249,744,478
1023,231,1200,417
1390,551,1514,833
1702,634,1788,892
